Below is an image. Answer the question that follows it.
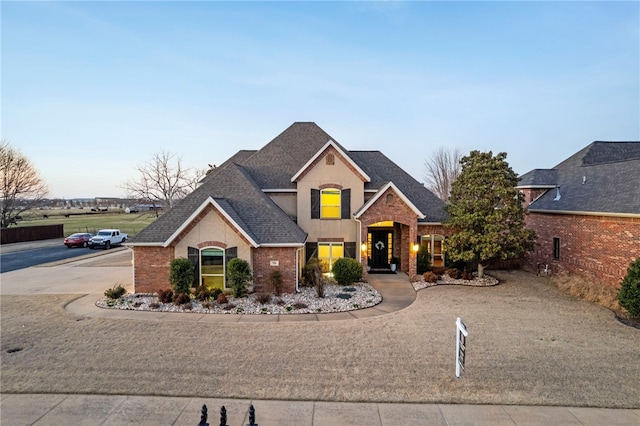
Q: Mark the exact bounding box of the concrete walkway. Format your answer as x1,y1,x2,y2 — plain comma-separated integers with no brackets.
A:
2,393,638,425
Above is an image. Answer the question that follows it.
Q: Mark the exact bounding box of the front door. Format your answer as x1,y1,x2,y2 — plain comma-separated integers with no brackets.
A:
370,231,391,269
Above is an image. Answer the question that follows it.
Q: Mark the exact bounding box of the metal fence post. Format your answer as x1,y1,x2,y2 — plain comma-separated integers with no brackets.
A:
220,406,228,426
197,404,209,426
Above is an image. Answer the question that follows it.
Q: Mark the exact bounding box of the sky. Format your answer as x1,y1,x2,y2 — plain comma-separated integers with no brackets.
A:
2,1,639,199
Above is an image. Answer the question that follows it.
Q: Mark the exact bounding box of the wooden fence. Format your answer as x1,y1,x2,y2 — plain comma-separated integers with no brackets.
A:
1,224,64,244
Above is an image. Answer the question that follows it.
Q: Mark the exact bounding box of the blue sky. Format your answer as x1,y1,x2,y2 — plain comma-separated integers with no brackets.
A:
2,1,639,199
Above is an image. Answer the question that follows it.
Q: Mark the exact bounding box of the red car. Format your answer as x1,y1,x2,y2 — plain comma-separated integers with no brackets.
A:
64,233,93,248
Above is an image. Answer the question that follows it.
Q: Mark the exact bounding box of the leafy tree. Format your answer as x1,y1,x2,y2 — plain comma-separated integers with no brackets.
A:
618,257,640,318
445,150,535,277
226,258,252,298
423,146,463,202
0,140,49,228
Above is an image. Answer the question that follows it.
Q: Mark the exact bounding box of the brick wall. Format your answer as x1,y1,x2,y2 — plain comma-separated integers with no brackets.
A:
253,247,300,293
133,246,175,293
525,212,640,288
358,187,419,278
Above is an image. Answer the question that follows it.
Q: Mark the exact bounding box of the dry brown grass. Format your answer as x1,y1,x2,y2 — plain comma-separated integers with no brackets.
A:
550,273,623,314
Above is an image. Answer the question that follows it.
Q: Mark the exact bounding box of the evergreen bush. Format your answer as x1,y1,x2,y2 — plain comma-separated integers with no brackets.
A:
169,257,194,294
417,244,431,274
332,257,363,286
227,258,252,298
618,257,640,318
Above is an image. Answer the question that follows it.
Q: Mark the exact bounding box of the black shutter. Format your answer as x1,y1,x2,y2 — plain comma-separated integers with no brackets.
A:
188,247,199,288
341,188,351,219
344,242,356,259
305,242,318,263
225,247,237,263
311,189,320,219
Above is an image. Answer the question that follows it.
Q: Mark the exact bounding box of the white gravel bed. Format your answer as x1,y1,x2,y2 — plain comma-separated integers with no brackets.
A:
96,283,382,314
412,272,499,291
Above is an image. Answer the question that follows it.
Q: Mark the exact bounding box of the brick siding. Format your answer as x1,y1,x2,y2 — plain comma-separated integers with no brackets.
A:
525,212,640,288
252,247,300,293
133,246,174,293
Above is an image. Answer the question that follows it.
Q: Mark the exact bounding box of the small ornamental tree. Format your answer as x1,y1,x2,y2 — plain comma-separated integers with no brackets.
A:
417,244,431,275
226,258,252,298
169,257,194,294
618,257,640,318
332,257,363,286
445,150,536,277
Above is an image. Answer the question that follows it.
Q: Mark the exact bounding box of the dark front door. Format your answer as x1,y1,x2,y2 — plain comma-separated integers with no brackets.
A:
370,231,391,268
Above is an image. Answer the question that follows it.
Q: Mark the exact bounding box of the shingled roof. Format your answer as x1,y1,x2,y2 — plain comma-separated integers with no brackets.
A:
132,122,447,245
521,141,640,216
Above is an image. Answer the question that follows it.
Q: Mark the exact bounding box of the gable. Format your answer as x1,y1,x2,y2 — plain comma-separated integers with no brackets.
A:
354,182,425,220
291,140,370,183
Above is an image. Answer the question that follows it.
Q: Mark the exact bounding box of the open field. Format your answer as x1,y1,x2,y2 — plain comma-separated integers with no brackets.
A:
13,210,157,237
1,270,638,408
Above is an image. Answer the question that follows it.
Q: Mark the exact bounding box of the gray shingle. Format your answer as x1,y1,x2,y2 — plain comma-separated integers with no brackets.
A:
526,141,640,215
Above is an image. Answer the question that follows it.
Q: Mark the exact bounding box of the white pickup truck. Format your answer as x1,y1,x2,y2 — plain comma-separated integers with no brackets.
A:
89,229,128,250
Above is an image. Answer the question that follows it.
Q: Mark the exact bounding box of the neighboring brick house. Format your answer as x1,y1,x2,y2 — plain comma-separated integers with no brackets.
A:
129,122,447,294
518,141,640,288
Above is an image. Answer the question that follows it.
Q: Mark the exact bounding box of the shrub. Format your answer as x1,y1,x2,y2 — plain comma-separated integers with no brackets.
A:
254,292,272,304
461,270,474,281
216,292,228,304
269,270,283,295
618,257,640,318
173,292,191,305
423,271,439,283
210,288,223,300
226,258,252,298
332,257,363,286
417,245,431,274
447,268,462,279
157,288,174,303
432,266,447,276
194,285,211,301
169,258,194,294
304,258,326,298
104,283,126,300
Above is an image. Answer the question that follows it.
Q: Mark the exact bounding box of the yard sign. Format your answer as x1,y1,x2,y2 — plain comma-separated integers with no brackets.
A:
456,317,468,378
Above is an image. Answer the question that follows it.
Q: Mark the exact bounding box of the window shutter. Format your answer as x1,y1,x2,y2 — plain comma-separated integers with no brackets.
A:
341,188,351,219
225,247,237,264
305,242,318,263
311,189,320,219
344,242,356,259
188,247,199,287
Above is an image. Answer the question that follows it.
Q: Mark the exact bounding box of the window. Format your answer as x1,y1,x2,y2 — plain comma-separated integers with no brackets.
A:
318,242,344,273
201,247,225,290
553,238,560,259
422,234,445,267
321,188,341,219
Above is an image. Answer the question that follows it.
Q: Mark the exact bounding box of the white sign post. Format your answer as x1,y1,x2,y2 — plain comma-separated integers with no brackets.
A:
455,317,468,378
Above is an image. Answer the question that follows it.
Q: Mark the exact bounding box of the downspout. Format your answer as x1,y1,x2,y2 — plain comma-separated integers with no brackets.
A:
354,216,362,263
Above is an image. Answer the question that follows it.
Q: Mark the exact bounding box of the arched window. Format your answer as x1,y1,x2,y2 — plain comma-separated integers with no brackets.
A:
201,247,225,290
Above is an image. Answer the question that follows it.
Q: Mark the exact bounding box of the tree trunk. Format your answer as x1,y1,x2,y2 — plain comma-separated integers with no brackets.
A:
477,263,485,278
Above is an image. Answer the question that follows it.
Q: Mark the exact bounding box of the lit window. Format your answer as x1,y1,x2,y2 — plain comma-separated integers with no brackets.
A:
201,247,225,290
318,242,344,273
321,188,341,219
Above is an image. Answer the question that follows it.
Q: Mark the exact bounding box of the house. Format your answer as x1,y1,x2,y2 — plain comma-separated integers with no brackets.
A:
518,141,640,287
129,122,448,294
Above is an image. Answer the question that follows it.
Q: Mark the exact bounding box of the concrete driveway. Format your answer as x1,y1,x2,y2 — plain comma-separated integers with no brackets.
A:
0,249,133,295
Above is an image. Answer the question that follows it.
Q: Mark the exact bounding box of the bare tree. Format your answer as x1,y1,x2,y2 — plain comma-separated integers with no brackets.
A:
423,146,463,202
122,151,200,216
0,140,49,228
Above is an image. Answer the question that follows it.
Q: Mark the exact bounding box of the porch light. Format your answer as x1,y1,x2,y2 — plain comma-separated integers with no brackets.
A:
412,243,420,252
361,243,367,252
